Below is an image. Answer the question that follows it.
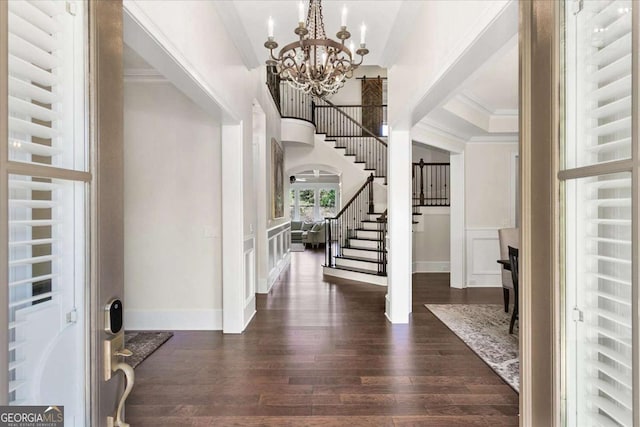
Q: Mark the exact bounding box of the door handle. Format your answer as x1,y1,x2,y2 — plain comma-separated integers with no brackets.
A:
104,334,135,427
108,360,135,427
114,349,132,357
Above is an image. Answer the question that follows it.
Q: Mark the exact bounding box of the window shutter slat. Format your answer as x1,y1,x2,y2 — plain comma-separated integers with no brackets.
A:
8,117,60,139
8,0,59,34
8,12,56,52
9,96,60,122
8,34,58,70
8,55,56,87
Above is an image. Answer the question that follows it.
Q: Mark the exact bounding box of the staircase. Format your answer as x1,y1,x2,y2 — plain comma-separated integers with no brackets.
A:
269,70,450,286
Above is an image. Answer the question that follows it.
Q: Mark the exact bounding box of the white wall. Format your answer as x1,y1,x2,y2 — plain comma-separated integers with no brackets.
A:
464,142,518,287
465,143,517,228
412,144,450,163
123,81,222,330
413,208,451,273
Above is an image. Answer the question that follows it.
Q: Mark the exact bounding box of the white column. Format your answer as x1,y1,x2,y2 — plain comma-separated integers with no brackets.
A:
222,123,245,333
386,129,412,323
449,152,465,289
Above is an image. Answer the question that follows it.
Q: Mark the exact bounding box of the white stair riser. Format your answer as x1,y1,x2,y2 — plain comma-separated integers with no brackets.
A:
335,257,380,272
356,230,382,240
342,248,382,260
349,239,383,250
361,222,385,231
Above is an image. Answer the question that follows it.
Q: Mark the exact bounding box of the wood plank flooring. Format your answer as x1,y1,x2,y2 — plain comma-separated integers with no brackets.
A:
126,249,519,426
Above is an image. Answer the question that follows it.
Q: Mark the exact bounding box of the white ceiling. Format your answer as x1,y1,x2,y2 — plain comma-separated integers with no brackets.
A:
462,40,518,113
123,43,152,70
221,0,405,68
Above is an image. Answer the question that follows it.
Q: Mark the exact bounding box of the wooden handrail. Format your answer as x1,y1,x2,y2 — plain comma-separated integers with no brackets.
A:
412,162,450,166
319,99,388,147
328,173,374,219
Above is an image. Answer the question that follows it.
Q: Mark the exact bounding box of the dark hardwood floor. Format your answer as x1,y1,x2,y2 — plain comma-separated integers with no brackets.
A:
127,249,519,426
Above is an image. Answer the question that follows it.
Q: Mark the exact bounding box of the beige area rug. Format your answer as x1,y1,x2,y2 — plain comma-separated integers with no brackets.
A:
425,304,519,392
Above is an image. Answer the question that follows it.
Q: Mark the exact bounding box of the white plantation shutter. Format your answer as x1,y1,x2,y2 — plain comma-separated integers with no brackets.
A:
7,0,85,170
563,1,635,426
6,0,85,407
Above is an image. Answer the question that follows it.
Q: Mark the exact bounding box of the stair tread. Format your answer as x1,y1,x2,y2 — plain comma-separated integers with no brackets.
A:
327,265,387,277
344,246,386,253
362,220,386,223
336,255,385,264
355,228,386,232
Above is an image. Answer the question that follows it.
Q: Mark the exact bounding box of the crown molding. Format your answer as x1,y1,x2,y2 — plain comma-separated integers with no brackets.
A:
468,135,518,143
494,108,519,116
457,93,494,116
411,121,467,154
124,67,167,83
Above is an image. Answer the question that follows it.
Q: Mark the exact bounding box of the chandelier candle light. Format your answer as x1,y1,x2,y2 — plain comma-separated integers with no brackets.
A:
264,0,369,99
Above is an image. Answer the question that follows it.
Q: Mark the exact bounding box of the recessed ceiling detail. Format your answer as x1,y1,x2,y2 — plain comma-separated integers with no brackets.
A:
416,35,519,144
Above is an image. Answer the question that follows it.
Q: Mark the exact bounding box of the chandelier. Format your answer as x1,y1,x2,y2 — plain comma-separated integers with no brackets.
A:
264,0,369,99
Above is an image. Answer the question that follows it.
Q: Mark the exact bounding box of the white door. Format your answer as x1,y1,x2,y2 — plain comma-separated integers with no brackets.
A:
3,1,89,424
561,1,636,425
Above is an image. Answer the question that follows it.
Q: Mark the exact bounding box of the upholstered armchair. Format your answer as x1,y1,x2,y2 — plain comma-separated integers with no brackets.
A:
302,222,326,247
290,221,304,244
498,228,519,313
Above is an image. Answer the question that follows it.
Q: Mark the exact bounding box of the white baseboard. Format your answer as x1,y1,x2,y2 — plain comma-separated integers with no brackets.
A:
267,252,291,290
413,261,450,273
257,277,268,294
125,308,222,330
466,278,502,287
244,295,256,329
384,294,391,321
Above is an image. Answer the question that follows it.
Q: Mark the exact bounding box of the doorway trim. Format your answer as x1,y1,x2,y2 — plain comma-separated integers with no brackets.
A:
519,1,560,425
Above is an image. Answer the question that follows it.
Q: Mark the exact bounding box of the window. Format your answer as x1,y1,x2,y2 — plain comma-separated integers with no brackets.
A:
289,185,340,221
319,189,336,218
561,2,635,426
298,189,315,222
289,189,296,220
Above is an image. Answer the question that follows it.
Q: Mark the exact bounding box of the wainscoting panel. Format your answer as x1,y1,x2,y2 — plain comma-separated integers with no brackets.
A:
465,228,501,287
266,222,291,292
244,236,256,326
